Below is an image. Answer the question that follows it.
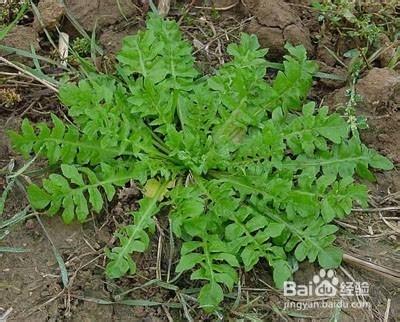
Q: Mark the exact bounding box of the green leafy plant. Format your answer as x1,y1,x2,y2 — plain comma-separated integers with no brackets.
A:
9,14,393,312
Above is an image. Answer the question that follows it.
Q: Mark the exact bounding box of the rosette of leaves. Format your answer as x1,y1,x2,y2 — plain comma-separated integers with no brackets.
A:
9,14,393,312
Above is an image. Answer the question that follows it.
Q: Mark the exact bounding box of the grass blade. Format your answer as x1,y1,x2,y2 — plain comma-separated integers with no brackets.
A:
31,44,44,74
30,0,57,50
0,44,64,67
90,20,98,65
73,295,182,308
0,206,32,229
0,1,28,41
119,299,182,308
315,71,346,81
7,146,44,179
36,214,69,288
0,180,15,216
0,246,29,253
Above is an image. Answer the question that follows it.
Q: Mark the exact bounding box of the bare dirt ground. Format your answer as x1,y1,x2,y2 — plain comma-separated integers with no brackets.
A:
1,0,399,321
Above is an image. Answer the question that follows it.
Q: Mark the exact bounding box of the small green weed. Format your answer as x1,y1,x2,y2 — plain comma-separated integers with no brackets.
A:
313,0,399,46
71,37,91,57
8,14,393,312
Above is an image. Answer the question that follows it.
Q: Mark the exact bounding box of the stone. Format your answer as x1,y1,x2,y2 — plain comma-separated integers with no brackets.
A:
243,0,313,59
33,0,65,31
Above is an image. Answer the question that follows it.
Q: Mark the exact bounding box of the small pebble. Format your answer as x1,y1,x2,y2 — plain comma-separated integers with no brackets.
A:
25,219,35,230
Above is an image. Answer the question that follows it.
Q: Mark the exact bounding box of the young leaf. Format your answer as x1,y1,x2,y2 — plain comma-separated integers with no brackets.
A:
272,260,292,289
27,184,51,209
318,246,343,268
198,282,224,312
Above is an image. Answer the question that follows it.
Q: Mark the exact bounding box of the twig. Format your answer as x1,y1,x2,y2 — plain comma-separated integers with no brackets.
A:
359,232,393,238
379,212,400,235
162,305,174,322
343,253,400,281
25,289,65,317
339,266,356,283
384,298,391,322
352,206,400,213
287,3,314,9
381,191,400,203
193,16,254,55
20,98,40,118
67,254,103,289
177,0,197,25
0,57,58,93
156,233,163,280
194,1,239,11
322,45,347,68
334,220,360,231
